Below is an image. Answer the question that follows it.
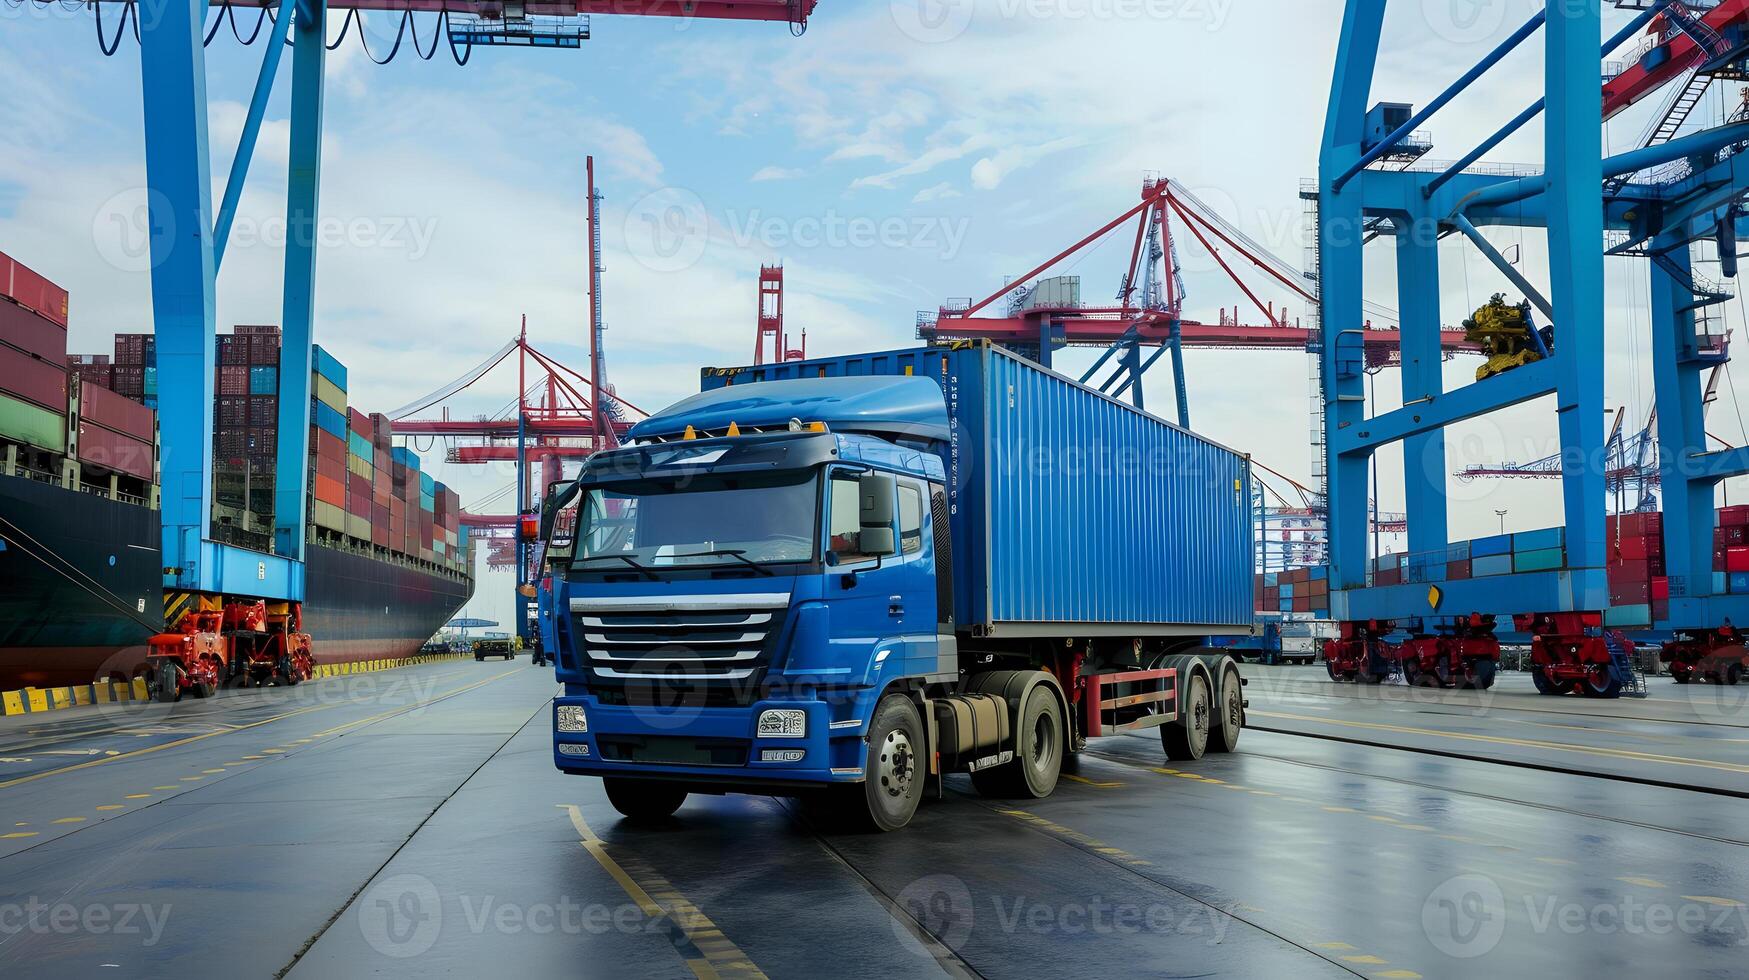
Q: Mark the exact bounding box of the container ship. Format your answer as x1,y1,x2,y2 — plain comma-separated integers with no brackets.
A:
0,250,474,689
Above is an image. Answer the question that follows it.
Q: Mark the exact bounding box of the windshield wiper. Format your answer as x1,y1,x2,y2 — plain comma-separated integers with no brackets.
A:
575,554,660,581
673,548,778,577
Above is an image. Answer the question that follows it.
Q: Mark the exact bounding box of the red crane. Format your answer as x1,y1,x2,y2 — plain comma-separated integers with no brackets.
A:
755,264,805,364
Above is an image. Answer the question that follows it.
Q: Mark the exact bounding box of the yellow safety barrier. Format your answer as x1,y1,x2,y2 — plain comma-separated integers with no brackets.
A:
0,652,473,717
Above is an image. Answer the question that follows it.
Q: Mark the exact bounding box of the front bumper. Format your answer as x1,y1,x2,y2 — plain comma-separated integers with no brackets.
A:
551,694,863,787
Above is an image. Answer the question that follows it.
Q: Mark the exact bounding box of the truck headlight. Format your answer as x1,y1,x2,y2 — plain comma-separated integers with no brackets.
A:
556,704,588,732
757,708,806,738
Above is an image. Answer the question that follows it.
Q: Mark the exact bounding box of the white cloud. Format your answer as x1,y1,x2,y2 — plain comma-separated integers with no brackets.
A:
751,165,806,181
911,181,960,203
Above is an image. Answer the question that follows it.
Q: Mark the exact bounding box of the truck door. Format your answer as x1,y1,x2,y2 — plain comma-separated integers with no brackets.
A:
822,470,939,682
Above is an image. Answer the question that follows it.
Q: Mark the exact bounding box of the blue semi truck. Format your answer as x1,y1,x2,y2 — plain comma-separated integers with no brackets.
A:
539,343,1255,831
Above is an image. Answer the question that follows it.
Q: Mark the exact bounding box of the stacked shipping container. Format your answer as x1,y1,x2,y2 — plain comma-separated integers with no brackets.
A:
1255,567,1331,617
0,251,71,459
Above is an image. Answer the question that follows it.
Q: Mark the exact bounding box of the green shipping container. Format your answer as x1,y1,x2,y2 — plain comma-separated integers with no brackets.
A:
1512,547,1565,573
0,390,67,454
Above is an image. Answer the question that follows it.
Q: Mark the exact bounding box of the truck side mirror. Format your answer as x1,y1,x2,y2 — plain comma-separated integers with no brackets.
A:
859,472,897,557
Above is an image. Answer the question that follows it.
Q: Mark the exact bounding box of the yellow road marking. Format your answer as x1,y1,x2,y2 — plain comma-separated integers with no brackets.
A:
125,794,150,799
1,832,37,839
262,748,285,754
180,776,202,781
201,769,226,774
1062,774,1123,788
1398,824,1434,832
1343,955,1388,965
1323,806,1356,813
1250,789,1277,796
1315,942,1357,950
242,755,266,760
51,817,85,824
559,805,767,978
1367,814,1399,823
1683,895,1745,907
1618,876,1666,889
95,805,124,811
152,785,177,791
1252,710,1749,775
1375,971,1422,979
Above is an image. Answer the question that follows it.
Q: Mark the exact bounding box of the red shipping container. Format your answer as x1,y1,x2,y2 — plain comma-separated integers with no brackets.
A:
1375,567,1400,586
318,429,346,464
248,427,277,457
216,430,246,458
0,343,69,412
1722,505,1749,528
0,250,70,327
1652,576,1670,600
113,334,147,364
372,522,390,548
1446,560,1471,580
1618,534,1660,561
81,381,155,441
317,453,345,485
248,395,277,428
348,408,369,435
1716,525,1747,546
77,421,154,481
1652,599,1670,622
78,365,113,391
1611,559,1652,583
218,335,248,366
370,413,392,447
235,324,280,337
0,297,68,363
216,396,247,428
314,473,345,506
349,472,370,500
217,365,249,396
1609,581,1650,605
1619,511,1662,537
1728,547,1749,573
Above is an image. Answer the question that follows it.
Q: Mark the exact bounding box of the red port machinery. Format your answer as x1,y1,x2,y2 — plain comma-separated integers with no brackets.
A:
1661,625,1749,686
147,595,314,701
1322,615,1503,690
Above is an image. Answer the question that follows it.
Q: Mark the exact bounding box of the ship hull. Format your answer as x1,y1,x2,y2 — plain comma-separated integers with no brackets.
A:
0,472,473,689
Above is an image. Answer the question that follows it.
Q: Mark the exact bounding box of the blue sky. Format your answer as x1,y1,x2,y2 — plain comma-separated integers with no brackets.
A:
4,0,1745,624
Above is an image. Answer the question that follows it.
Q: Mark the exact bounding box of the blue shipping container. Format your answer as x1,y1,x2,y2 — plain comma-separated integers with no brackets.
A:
1730,572,1749,595
1264,572,1279,587
420,472,435,496
1469,534,1511,558
1281,582,1295,598
1309,565,1327,581
695,344,1254,631
1513,547,1565,573
392,446,418,470
1514,527,1564,553
312,344,347,390
1471,554,1514,577
311,400,345,439
250,365,278,395
348,431,372,460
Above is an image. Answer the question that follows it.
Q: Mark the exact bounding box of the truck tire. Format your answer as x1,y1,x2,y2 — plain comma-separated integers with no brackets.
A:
1163,670,1211,761
603,778,688,822
969,684,1064,799
1209,659,1244,754
154,663,181,704
825,693,925,832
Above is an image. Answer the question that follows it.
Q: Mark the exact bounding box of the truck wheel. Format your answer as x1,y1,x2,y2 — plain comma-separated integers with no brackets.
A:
1209,661,1243,754
1163,670,1211,761
1726,664,1744,686
828,694,925,832
154,664,181,703
1531,667,1566,696
969,685,1064,800
603,778,688,822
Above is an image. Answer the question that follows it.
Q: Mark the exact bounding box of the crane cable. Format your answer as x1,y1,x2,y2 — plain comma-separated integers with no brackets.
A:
94,1,475,66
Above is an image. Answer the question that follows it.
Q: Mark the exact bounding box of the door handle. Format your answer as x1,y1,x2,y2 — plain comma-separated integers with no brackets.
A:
889,595,904,617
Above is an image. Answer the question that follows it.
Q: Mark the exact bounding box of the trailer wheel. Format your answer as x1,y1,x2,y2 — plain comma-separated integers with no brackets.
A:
826,694,926,832
1672,671,1692,684
969,685,1064,800
603,778,688,822
1466,660,1498,690
1725,664,1743,686
1531,667,1567,696
1163,671,1211,761
1209,660,1244,754
1580,665,1622,699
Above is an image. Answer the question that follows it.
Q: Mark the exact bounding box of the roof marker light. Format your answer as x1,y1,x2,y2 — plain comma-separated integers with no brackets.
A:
683,425,697,441
726,422,742,437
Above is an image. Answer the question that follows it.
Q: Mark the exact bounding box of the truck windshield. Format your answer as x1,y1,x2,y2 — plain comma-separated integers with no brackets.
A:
575,473,817,570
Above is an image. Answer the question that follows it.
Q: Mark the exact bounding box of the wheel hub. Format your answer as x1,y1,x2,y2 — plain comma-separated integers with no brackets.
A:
878,730,915,799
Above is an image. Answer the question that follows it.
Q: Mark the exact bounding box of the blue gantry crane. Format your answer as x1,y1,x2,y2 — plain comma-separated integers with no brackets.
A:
1317,0,1749,697
69,0,813,674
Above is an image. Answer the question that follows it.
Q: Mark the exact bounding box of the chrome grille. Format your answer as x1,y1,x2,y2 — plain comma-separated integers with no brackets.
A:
571,593,789,682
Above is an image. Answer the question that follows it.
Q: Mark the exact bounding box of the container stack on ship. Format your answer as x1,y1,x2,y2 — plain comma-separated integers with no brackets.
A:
0,249,475,690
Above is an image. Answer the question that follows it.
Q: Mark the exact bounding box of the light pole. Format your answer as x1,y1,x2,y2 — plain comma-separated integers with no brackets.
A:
1495,509,1508,535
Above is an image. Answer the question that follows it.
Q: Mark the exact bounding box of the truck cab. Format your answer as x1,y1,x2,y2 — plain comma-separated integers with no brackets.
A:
543,361,1247,831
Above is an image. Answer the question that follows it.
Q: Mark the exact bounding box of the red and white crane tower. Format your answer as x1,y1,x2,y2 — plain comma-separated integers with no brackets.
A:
755,264,806,364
